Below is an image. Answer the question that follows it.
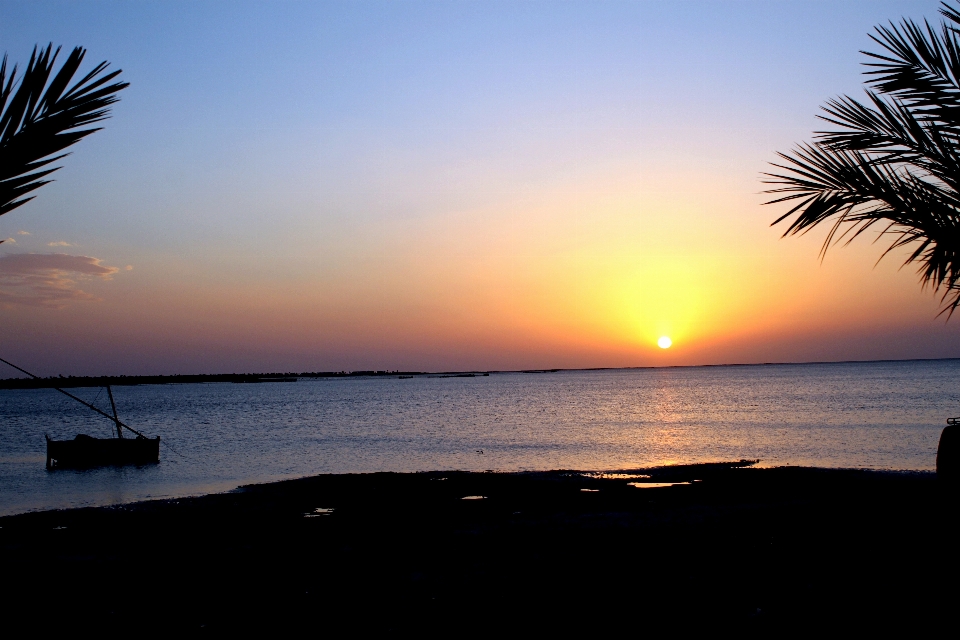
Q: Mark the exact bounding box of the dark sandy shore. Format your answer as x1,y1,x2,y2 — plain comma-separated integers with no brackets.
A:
1,462,955,634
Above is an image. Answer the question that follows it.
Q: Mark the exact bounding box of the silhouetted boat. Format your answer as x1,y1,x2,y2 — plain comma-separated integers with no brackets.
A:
46,432,160,469
0,356,160,469
42,384,160,469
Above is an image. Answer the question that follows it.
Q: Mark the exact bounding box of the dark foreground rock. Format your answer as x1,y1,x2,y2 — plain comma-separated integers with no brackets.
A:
0,463,955,634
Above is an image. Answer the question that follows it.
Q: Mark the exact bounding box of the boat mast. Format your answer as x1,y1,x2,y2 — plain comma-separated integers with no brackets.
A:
0,356,151,439
106,385,123,439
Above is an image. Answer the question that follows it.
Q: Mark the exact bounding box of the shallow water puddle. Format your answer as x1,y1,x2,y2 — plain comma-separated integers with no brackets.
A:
628,481,692,489
583,473,652,480
304,507,334,518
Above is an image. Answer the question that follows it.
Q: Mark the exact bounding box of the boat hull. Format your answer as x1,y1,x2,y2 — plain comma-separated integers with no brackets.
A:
46,434,160,469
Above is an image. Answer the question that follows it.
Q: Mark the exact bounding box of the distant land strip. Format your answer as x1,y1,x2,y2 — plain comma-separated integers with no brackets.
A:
3,357,958,389
0,371,432,390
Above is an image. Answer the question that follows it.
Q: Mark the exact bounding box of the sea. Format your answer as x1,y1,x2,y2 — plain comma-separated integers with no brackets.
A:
1,359,957,516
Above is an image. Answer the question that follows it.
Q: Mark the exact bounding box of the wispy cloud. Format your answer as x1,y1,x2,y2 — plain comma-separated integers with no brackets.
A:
47,241,74,247
2,238,15,244
17,230,30,235
0,253,120,308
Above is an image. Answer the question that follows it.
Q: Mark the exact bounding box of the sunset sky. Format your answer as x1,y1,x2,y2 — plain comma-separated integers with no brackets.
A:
2,0,959,376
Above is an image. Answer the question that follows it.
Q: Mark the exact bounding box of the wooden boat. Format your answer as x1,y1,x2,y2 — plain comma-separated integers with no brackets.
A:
46,433,160,469
43,385,160,469
0,356,160,469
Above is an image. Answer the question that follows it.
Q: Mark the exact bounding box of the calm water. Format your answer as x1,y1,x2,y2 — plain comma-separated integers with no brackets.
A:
1,360,957,516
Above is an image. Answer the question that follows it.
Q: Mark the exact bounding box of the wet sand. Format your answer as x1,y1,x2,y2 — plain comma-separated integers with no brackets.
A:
1,462,954,633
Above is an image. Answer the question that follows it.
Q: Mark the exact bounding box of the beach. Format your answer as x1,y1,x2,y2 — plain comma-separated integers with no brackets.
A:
1,462,953,633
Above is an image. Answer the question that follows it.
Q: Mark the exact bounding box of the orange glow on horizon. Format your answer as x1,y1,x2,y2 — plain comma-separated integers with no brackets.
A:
4,139,957,374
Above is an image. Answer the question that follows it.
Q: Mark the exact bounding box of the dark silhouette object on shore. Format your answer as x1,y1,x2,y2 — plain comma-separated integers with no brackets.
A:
765,1,960,317
938,419,958,484
0,44,127,221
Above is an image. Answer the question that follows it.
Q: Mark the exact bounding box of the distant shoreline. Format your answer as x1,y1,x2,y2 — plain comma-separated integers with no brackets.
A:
2,356,959,389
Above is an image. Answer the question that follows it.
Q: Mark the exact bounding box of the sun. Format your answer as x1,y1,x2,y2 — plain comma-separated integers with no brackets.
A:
657,336,672,349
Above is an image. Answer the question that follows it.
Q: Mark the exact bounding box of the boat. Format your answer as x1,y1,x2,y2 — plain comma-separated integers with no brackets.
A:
44,384,160,469
0,356,160,469
46,432,160,469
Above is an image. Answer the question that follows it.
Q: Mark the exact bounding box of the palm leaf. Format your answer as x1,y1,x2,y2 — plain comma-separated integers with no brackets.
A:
766,1,960,316
0,44,128,217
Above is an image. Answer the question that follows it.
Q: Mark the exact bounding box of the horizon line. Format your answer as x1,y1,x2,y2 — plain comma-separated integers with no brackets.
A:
2,355,959,383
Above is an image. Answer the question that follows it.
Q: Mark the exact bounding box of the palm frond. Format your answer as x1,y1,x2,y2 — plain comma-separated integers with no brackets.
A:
766,2,960,316
0,44,128,217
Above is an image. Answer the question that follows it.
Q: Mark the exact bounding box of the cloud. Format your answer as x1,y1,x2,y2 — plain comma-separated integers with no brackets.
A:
0,253,121,308
47,241,74,247
124,265,133,271
2,238,14,244
17,230,30,235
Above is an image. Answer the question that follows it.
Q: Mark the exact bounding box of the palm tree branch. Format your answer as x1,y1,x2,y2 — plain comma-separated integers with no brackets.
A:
863,18,960,118
768,2,960,315
0,44,127,217
766,139,960,310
